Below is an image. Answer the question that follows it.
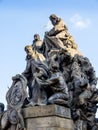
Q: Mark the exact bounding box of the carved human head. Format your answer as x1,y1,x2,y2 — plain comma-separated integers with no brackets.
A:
49,14,60,26
25,45,33,54
34,34,40,40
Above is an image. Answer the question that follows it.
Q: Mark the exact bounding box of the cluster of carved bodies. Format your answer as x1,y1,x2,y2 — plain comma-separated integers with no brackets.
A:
0,14,98,130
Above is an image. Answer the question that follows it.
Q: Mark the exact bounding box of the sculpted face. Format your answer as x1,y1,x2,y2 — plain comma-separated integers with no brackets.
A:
49,16,58,26
51,19,57,26
25,46,33,54
34,34,40,40
49,14,58,26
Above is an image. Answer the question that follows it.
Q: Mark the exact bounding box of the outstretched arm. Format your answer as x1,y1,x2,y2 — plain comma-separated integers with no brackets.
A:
36,75,59,87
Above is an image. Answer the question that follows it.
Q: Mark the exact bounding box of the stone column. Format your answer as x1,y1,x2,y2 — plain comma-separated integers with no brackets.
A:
22,105,74,130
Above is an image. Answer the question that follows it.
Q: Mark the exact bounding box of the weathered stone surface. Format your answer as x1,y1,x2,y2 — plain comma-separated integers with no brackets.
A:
22,105,74,130
23,105,71,119
26,116,73,130
26,127,71,130
74,120,87,130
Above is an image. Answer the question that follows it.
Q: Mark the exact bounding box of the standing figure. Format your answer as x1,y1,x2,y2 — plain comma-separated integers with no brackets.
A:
22,45,49,106
32,34,43,53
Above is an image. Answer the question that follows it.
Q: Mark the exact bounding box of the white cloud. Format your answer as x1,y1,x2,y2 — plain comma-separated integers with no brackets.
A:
70,14,91,29
43,20,53,31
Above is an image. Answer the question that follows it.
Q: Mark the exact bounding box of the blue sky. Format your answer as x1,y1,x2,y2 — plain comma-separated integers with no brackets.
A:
0,0,98,115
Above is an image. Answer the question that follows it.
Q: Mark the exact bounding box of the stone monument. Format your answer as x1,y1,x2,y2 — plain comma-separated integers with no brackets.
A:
0,14,98,130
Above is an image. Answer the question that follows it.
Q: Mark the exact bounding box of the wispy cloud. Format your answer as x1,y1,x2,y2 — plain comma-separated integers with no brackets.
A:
43,20,53,31
70,14,91,29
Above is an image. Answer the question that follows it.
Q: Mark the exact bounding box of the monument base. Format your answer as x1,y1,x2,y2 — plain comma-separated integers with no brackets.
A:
23,105,74,130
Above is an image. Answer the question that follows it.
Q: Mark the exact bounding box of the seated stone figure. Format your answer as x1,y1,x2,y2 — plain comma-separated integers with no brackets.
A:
43,14,81,58
46,14,68,38
32,34,43,53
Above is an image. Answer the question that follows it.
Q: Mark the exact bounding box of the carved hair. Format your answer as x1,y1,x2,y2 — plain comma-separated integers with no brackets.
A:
49,14,60,22
25,45,45,62
34,34,40,40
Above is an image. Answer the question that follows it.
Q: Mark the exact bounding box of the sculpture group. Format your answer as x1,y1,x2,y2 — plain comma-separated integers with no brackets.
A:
0,14,98,130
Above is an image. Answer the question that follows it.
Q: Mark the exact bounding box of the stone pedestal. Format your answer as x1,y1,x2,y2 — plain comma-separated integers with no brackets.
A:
23,105,74,130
